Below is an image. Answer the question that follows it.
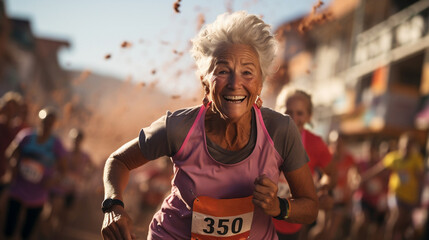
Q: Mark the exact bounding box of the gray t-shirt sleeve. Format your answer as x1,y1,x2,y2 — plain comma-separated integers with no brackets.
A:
261,107,308,173
138,106,200,160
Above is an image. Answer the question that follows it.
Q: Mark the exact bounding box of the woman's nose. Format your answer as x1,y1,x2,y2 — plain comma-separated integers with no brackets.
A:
227,72,241,89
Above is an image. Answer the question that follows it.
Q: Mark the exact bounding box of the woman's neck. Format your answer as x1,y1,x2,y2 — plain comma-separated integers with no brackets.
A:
205,109,252,151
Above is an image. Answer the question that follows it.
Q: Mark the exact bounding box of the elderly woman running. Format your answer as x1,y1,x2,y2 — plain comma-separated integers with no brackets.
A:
101,11,318,240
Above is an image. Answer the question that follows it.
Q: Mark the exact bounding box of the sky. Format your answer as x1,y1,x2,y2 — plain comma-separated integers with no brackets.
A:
4,0,331,94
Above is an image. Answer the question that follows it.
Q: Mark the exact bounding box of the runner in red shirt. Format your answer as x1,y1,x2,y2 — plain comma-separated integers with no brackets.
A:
275,89,335,240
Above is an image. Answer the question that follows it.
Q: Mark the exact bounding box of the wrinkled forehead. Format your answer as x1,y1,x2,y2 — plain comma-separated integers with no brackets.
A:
209,43,260,68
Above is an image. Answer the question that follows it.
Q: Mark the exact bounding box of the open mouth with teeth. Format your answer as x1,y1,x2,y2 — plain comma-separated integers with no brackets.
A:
223,95,247,103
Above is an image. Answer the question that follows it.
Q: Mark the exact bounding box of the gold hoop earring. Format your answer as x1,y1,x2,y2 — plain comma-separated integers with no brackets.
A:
256,95,263,109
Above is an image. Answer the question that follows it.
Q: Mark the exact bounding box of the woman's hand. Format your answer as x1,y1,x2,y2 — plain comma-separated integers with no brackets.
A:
101,205,136,240
101,138,148,239
252,175,280,217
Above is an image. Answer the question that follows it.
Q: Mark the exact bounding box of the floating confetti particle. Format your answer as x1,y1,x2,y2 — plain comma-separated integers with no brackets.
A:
173,0,181,13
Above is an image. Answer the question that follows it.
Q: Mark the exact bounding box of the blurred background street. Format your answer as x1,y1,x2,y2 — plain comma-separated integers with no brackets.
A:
1,0,429,239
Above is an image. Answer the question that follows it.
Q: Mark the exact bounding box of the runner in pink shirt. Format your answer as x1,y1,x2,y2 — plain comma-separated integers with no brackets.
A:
101,11,319,240
3,107,67,240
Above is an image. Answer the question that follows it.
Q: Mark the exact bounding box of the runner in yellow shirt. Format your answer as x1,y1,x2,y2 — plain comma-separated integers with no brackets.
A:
383,150,424,205
361,132,424,240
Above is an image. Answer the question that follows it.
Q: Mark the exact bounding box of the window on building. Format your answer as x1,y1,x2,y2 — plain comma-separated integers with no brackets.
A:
355,73,372,106
389,51,423,96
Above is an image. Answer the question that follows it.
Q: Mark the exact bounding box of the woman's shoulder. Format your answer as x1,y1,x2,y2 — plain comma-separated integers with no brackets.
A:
15,127,34,142
260,107,292,130
382,151,400,164
158,105,202,156
259,107,298,149
17,127,34,136
167,105,201,119
51,134,64,145
260,107,308,170
166,105,202,125
385,151,400,158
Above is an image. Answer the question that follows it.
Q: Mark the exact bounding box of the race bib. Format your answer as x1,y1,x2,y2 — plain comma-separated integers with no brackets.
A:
191,196,254,240
19,158,45,183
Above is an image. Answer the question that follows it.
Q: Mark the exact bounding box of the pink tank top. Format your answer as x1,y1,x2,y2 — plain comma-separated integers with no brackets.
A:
148,104,283,239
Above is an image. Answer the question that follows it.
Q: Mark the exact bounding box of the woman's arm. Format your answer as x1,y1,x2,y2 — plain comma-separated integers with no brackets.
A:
360,161,386,183
284,163,319,224
252,164,318,224
101,138,149,240
104,138,149,199
5,137,20,164
3,138,20,182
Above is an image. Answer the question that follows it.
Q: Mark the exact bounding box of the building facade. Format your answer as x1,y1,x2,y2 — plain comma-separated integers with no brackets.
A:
275,0,429,152
0,1,71,109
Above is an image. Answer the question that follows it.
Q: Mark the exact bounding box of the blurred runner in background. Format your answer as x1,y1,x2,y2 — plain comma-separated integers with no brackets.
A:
0,92,24,195
350,139,389,240
44,127,95,238
361,132,424,240
2,107,67,240
275,88,335,240
318,131,358,240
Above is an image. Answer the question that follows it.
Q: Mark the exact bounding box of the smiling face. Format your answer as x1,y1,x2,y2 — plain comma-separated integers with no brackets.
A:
205,43,262,122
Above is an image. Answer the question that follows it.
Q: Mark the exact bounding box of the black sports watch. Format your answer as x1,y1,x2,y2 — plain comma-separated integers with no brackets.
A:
101,198,125,213
274,197,290,220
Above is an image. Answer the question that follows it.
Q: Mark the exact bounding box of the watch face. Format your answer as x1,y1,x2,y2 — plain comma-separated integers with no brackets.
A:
104,199,113,207
102,199,113,212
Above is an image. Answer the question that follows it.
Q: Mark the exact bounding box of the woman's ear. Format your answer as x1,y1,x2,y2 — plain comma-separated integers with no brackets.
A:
200,76,210,94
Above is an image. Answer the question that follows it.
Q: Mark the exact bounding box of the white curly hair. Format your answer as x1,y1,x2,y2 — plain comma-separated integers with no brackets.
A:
191,11,278,82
